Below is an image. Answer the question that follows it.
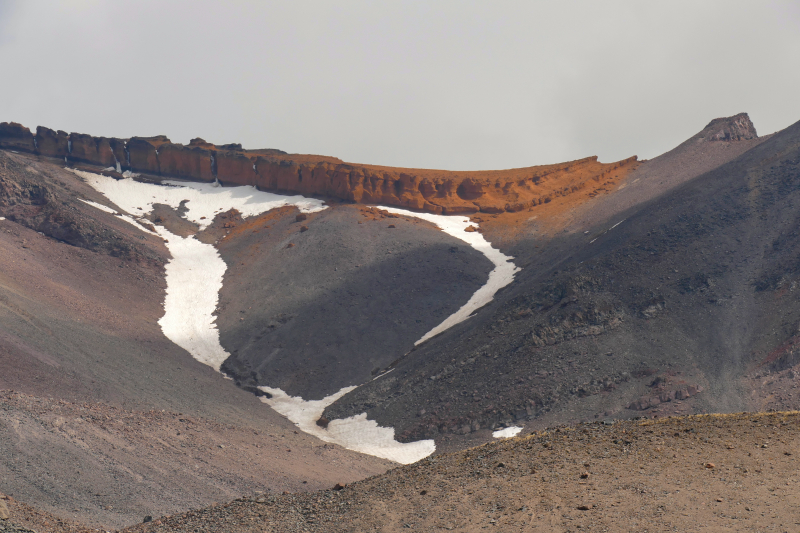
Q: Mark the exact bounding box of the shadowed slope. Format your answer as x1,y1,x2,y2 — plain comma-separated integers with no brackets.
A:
325,116,800,450
0,152,392,529
215,205,493,400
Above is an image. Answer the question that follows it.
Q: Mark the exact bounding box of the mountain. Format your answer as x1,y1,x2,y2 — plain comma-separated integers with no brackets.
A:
325,113,800,450
2,111,800,530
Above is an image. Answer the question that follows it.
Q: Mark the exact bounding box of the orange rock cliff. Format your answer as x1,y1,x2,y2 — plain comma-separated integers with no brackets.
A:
0,122,638,215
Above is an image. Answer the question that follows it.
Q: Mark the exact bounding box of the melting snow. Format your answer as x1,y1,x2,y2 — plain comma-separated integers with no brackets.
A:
77,171,524,463
260,387,435,463
379,207,520,344
76,170,435,464
492,426,522,438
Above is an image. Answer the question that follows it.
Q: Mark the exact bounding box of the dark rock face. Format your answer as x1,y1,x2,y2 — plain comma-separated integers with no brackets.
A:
699,112,758,142
0,151,163,264
34,126,69,158
324,117,800,445
0,122,35,152
127,137,160,174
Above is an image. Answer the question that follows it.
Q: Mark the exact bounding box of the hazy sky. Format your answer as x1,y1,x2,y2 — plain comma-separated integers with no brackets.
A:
1,1,799,170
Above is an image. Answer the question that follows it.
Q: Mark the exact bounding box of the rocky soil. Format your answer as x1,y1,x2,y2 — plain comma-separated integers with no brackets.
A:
108,411,800,532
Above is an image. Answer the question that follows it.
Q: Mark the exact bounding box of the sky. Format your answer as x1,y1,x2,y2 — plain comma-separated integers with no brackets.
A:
0,1,799,170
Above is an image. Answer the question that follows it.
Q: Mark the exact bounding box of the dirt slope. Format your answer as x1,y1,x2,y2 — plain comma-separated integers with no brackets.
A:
214,204,493,400
117,411,800,532
0,152,392,529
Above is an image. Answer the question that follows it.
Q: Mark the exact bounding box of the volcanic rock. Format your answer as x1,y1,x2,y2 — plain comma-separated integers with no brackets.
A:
0,123,35,152
0,123,640,215
35,126,69,158
699,112,758,142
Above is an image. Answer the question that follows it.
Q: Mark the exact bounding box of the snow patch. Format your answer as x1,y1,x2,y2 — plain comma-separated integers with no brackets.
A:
0,217,5,221
157,228,231,369
75,171,325,231
77,170,433,463
79,199,116,214
260,387,435,464
492,426,522,438
380,207,520,344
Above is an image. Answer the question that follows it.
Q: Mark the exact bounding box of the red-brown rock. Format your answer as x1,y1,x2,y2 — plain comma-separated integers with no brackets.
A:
158,144,215,182
127,137,161,174
35,126,69,158
0,122,645,215
0,122,36,152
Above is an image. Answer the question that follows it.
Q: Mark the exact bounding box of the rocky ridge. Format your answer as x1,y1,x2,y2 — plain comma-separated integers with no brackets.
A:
0,122,638,215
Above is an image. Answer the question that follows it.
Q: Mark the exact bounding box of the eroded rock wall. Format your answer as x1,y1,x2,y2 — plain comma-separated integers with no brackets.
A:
0,120,647,214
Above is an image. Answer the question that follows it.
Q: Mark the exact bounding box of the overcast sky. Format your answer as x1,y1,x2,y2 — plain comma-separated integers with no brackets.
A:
1,1,799,170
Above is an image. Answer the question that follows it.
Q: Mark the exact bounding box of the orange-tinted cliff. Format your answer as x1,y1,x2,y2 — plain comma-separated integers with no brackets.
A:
0,122,638,215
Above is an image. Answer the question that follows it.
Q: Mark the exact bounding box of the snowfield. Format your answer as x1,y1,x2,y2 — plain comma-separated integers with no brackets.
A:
77,170,519,464
380,207,520,344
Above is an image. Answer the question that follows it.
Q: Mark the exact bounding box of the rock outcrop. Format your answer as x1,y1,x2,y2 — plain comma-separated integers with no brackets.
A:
0,121,648,214
697,112,758,142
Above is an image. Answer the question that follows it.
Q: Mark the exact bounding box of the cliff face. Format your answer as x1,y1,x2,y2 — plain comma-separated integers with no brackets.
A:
0,121,647,214
697,112,758,142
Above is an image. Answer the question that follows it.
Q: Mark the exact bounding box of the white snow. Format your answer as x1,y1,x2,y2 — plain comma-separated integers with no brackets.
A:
379,207,520,344
78,171,523,464
157,229,232,369
0,217,5,221
102,167,116,172
260,386,435,464
76,170,435,464
79,199,116,214
75,171,325,231
78,198,157,235
492,426,522,438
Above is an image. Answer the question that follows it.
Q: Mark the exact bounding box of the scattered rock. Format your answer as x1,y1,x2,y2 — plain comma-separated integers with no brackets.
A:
143,515,153,523
705,463,715,469
316,417,330,429
295,213,307,222
464,226,477,232
332,483,346,491
299,225,309,232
